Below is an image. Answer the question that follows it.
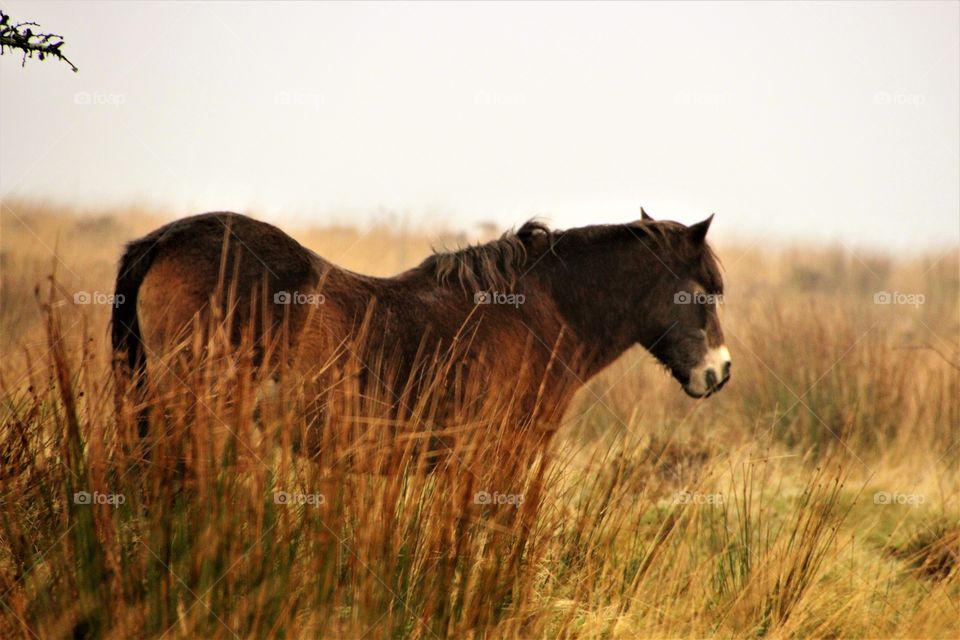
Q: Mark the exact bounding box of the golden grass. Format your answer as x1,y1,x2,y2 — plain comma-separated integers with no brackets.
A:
0,199,957,639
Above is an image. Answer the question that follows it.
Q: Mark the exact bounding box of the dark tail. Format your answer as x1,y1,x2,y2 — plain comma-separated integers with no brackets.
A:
112,238,159,438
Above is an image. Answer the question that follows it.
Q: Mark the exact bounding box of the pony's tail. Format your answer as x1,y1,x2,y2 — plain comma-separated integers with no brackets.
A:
111,238,158,438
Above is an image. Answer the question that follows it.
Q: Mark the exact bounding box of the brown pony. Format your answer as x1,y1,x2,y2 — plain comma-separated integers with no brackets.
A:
111,208,730,443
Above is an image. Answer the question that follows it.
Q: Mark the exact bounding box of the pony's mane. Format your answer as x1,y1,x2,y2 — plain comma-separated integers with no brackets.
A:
419,218,723,294
421,220,551,292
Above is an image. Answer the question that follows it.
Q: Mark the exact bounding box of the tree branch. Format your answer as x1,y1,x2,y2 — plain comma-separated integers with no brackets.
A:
0,10,78,72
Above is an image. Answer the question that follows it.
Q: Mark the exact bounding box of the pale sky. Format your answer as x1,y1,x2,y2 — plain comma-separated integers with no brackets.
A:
1,1,958,251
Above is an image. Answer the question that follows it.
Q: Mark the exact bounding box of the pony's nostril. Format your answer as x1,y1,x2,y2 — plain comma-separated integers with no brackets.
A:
722,361,731,380
705,369,718,390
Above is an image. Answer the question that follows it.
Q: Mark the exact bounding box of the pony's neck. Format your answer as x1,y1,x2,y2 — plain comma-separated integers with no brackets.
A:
535,244,650,379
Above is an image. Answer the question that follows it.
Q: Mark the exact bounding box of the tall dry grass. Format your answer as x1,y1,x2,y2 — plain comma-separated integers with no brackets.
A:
0,200,957,639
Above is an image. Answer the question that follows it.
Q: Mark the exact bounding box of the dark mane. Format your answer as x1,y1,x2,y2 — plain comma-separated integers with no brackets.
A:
419,218,723,295
420,219,552,291
546,219,724,295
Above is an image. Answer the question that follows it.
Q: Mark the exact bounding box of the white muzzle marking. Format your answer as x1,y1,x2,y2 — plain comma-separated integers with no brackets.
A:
685,345,731,397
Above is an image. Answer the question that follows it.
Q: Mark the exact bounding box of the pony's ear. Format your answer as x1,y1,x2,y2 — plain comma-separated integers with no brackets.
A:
640,207,654,221
688,214,714,244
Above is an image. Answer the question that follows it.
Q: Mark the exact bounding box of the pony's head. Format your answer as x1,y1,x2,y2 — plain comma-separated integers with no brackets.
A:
629,208,730,397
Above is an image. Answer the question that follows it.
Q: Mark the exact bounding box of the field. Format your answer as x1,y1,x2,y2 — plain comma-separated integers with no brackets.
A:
0,200,957,639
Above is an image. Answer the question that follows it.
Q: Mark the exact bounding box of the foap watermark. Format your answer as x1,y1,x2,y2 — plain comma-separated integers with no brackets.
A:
674,291,723,305
274,491,325,506
874,91,925,107
873,291,925,307
474,291,525,308
273,291,325,306
74,291,124,307
873,491,925,506
474,490,524,508
74,491,125,507
73,91,126,107
674,490,723,505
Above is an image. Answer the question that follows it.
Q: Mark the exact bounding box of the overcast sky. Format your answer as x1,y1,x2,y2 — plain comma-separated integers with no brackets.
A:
1,1,958,251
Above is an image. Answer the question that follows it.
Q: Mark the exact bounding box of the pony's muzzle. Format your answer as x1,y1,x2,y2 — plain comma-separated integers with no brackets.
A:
684,346,731,398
